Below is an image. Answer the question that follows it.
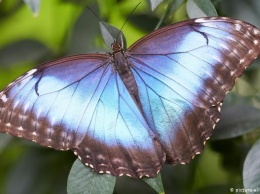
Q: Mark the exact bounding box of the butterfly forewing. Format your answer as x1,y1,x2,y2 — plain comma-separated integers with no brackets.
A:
0,17,260,178
0,55,109,148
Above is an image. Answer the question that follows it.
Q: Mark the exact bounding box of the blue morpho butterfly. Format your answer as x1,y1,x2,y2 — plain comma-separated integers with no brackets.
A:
0,17,260,178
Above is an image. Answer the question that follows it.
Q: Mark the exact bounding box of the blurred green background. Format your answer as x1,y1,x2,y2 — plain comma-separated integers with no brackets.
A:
0,0,260,194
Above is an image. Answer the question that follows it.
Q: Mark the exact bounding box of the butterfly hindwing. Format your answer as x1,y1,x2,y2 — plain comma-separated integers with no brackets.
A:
74,69,164,178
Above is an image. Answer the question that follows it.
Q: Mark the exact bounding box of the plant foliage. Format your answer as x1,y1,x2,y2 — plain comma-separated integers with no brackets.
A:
0,0,260,193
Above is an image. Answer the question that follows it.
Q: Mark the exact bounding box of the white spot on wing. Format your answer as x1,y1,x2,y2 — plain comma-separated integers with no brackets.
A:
248,49,254,55
18,126,23,131
0,94,8,103
240,58,245,64
7,82,13,88
235,23,242,31
26,69,37,76
195,18,208,23
253,29,260,35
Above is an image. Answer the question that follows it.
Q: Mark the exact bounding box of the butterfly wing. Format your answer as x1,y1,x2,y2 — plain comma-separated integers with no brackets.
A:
0,54,164,178
1,17,259,178
127,17,260,163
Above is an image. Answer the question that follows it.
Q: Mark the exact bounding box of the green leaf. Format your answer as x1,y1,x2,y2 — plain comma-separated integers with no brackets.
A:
143,173,165,194
150,0,164,11
212,105,260,140
0,0,83,53
169,0,185,15
0,134,12,153
97,0,147,47
100,21,127,50
222,0,260,27
186,0,218,18
0,39,51,68
243,139,260,193
5,147,73,194
0,63,36,91
154,0,185,30
23,0,41,16
68,9,104,54
194,146,231,190
67,159,116,194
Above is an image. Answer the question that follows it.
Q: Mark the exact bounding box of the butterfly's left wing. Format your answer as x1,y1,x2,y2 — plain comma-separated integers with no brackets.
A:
127,17,260,164
0,54,164,178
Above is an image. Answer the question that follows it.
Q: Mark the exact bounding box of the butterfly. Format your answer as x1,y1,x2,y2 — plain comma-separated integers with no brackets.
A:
0,17,259,178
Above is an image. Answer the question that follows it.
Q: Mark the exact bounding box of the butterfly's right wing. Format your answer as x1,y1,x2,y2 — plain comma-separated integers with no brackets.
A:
0,54,164,178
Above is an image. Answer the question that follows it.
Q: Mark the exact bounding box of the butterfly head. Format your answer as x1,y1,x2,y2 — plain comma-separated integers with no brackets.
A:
111,42,123,53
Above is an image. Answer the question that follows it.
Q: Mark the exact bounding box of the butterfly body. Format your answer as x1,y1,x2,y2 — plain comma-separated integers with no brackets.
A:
112,42,141,107
0,17,260,178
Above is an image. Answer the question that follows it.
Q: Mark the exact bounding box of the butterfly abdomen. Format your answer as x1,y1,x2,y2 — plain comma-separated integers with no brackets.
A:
119,70,138,95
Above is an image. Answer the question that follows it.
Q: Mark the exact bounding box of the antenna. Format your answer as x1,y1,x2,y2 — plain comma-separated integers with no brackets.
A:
87,7,116,43
115,2,141,43
87,3,141,49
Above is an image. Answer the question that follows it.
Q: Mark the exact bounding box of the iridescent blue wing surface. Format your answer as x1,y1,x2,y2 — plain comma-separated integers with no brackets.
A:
127,17,260,164
0,55,164,178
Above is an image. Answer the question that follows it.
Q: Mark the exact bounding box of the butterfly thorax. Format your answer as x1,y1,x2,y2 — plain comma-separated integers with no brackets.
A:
112,42,141,108
112,43,129,74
